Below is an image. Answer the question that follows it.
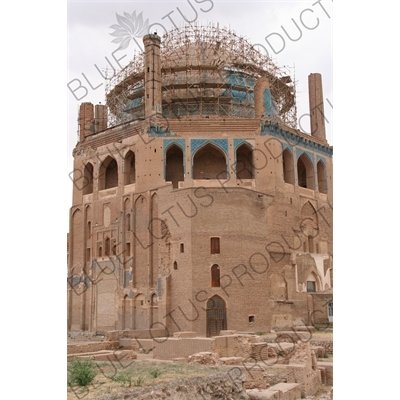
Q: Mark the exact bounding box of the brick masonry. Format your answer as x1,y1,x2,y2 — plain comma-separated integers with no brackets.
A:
67,30,333,338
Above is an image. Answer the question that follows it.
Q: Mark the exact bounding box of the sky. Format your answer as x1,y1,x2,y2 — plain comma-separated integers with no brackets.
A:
67,0,333,195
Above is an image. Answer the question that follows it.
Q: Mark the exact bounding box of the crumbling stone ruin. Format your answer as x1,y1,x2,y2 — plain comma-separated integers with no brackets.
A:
68,328,332,399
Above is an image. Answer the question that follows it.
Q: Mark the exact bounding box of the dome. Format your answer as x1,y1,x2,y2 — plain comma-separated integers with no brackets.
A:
106,25,296,128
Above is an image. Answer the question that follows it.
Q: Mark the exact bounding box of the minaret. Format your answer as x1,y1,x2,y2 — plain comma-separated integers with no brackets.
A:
143,33,162,119
78,102,94,141
308,73,326,142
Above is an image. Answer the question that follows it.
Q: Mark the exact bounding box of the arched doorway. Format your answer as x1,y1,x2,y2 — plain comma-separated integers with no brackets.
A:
206,295,227,337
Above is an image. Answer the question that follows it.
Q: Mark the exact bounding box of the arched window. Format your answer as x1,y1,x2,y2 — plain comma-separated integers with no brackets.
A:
166,145,184,189
236,144,253,179
282,149,294,184
83,163,93,195
173,261,178,270
98,246,102,257
211,264,220,287
317,161,327,194
126,213,131,232
297,153,314,189
124,151,136,185
99,156,118,190
105,237,110,256
193,144,227,179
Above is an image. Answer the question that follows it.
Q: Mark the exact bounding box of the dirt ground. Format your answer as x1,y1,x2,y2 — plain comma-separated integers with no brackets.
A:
67,331,333,399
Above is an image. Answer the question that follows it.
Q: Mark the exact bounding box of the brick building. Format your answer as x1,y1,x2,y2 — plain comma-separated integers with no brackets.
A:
67,26,333,336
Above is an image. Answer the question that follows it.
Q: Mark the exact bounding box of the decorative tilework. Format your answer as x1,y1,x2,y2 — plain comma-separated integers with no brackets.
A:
164,139,185,153
233,139,254,150
316,155,326,165
191,139,229,157
191,139,229,178
148,124,177,137
296,148,314,165
260,121,333,158
281,142,293,152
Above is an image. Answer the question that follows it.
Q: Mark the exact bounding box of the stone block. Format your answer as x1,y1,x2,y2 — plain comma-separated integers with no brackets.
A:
188,352,220,365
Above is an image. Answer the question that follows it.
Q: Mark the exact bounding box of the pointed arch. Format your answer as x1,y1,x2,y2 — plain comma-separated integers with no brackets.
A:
317,160,327,194
124,150,136,185
282,149,294,184
206,295,227,337
193,143,227,179
297,153,314,189
236,143,253,179
83,163,94,195
105,159,118,189
99,156,118,190
165,144,184,188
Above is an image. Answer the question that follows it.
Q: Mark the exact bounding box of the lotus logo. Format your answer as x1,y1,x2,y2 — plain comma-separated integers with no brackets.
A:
109,11,150,51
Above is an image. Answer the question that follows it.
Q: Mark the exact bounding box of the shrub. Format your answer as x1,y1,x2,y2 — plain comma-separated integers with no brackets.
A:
149,368,162,378
68,358,97,387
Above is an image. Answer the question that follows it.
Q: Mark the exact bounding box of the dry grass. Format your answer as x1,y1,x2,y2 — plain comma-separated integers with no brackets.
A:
67,359,231,400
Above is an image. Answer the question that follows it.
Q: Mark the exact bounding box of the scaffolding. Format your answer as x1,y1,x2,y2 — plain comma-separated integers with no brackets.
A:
106,24,297,129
